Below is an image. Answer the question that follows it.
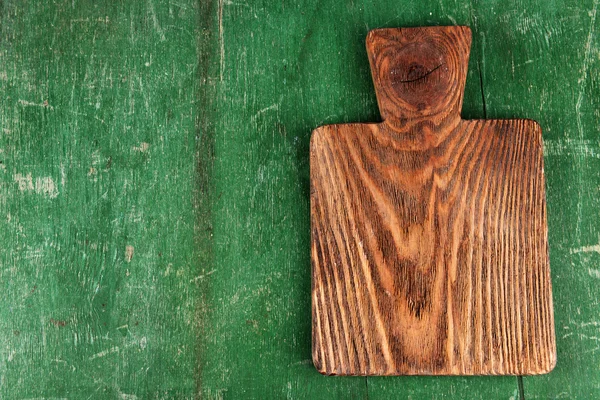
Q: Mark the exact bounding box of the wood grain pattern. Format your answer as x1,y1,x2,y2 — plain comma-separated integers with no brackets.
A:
310,26,556,376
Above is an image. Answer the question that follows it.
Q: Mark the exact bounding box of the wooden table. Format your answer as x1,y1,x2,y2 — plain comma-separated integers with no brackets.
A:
1,0,598,398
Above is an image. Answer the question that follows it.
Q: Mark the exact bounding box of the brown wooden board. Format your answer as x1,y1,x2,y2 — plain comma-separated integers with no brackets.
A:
310,26,556,376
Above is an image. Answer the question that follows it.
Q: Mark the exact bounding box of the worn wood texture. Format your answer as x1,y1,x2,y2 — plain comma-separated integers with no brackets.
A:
0,1,202,398
311,26,555,376
1,0,599,398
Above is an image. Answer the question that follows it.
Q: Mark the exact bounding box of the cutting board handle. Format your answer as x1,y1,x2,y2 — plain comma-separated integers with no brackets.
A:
366,26,472,130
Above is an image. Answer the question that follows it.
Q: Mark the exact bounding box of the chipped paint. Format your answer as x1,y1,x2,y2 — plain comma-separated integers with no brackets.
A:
132,142,150,152
571,235,600,255
13,173,59,198
125,245,135,262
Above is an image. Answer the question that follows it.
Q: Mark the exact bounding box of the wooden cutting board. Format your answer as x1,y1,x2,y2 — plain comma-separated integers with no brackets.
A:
310,26,556,376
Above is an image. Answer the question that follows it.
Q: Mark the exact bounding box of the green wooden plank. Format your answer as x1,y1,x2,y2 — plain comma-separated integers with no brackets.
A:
0,1,202,398
200,0,520,398
199,1,368,397
468,0,600,398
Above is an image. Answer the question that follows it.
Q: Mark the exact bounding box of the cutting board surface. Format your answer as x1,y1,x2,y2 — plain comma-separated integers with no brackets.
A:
310,26,556,376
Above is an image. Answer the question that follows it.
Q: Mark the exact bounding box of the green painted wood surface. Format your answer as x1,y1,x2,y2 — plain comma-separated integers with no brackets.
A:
0,0,598,398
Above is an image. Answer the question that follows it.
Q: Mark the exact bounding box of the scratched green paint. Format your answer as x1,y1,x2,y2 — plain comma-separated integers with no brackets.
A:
1,1,200,398
1,0,599,398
